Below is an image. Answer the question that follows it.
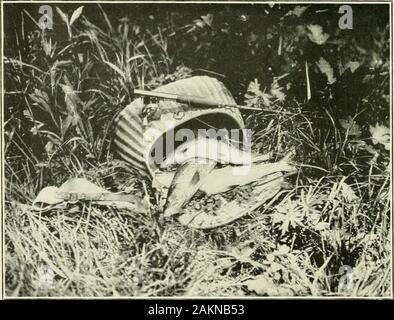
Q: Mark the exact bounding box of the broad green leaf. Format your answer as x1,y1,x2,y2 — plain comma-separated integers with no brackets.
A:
339,117,361,137
285,5,309,18
346,61,360,73
70,6,84,26
369,123,390,150
56,7,72,39
201,13,213,26
56,7,69,26
307,24,329,45
316,57,336,84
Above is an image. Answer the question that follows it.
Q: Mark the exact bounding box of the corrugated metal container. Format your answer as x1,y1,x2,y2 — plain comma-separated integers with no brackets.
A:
114,76,245,179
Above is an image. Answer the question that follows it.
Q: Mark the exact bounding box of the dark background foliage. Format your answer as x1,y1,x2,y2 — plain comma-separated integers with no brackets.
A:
4,4,389,175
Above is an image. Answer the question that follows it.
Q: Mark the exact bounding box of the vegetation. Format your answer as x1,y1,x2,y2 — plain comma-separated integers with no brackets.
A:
3,3,391,297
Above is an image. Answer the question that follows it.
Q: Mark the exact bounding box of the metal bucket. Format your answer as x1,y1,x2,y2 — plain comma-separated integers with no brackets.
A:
114,76,245,179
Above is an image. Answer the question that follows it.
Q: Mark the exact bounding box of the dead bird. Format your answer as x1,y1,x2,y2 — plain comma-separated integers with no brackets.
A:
163,158,216,217
160,136,267,169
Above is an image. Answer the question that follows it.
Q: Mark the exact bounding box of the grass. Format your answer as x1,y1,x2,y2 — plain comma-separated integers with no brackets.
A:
3,4,391,297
